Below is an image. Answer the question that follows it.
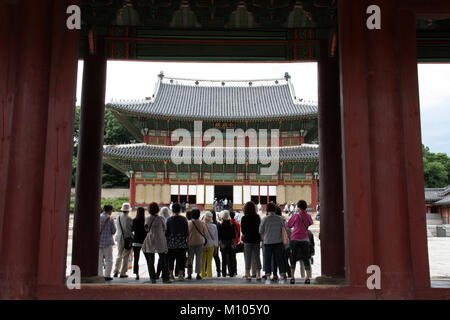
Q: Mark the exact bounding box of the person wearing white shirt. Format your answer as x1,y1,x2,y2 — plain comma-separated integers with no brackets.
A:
113,203,133,278
289,203,295,216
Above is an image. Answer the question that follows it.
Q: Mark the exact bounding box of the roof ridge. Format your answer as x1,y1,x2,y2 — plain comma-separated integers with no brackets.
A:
157,71,291,84
107,72,319,119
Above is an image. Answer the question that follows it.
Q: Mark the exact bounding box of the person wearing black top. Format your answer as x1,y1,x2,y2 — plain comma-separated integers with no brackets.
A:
132,207,147,280
165,203,189,281
217,210,236,277
211,211,221,277
240,201,262,281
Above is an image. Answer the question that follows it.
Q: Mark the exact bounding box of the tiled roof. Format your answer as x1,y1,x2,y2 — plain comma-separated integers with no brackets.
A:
107,75,318,121
103,144,319,162
425,186,450,205
439,186,450,197
435,194,450,206
425,188,446,201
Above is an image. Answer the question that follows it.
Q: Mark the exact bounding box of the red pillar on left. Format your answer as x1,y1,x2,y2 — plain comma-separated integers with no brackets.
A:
0,0,54,299
71,40,107,282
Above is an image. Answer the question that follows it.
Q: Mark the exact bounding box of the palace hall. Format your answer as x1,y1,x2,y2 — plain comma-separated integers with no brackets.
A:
103,72,319,211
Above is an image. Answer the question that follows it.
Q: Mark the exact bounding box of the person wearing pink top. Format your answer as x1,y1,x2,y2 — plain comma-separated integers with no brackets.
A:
286,200,313,284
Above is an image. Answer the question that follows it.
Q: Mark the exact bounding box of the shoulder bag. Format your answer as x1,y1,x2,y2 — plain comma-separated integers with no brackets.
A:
192,220,208,246
119,216,133,250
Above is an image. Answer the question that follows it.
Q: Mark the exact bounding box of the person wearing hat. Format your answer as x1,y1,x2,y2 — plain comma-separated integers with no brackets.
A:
113,203,133,278
200,212,218,278
217,210,236,277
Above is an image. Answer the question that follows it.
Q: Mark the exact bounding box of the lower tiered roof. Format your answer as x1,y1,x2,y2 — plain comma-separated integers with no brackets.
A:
103,144,319,163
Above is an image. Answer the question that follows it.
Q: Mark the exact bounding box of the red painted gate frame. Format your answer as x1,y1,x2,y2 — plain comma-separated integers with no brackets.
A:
1,0,450,300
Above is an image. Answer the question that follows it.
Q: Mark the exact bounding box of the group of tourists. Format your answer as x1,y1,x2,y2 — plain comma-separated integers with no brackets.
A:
98,199,314,284
213,198,232,212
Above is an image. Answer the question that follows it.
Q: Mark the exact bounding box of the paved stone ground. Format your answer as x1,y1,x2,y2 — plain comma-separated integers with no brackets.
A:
66,221,450,286
427,237,450,279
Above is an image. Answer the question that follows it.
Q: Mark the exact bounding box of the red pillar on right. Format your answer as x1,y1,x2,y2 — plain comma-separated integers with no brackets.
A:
318,38,345,281
339,0,430,298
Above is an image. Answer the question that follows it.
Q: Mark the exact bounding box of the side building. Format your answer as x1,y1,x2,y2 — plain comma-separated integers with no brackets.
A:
103,73,320,211
425,186,450,224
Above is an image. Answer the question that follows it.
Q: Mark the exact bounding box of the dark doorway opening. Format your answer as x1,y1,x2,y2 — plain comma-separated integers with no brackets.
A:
171,195,179,203
187,195,197,204
251,196,259,204
215,185,233,203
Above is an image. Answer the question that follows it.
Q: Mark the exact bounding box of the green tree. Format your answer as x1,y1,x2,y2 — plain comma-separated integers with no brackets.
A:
71,106,135,187
71,106,80,186
102,108,135,187
422,145,450,188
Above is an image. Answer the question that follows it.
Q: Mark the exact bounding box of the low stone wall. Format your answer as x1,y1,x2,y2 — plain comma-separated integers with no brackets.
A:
70,188,129,199
426,213,449,237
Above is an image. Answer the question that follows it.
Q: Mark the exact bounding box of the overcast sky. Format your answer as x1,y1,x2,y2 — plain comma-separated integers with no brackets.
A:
76,61,450,156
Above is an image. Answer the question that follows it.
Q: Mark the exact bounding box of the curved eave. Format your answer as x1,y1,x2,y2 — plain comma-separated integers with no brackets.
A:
434,196,450,206
106,104,319,122
103,144,319,163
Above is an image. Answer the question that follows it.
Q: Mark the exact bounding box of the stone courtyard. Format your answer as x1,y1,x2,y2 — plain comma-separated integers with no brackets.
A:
66,211,450,286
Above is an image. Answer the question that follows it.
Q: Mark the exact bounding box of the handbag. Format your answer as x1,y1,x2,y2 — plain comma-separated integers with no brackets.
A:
219,239,233,250
192,220,208,246
118,216,133,250
235,242,244,253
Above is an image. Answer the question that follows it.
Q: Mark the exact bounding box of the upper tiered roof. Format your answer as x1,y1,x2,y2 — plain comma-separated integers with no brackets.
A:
107,72,318,122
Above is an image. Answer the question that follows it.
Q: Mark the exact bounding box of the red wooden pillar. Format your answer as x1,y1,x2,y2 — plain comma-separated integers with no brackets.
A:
130,176,136,208
318,38,345,280
311,179,318,211
166,120,171,146
395,8,430,289
258,185,261,204
37,0,80,289
339,0,429,297
339,0,375,289
0,0,54,299
363,1,415,297
0,2,20,258
187,184,190,204
72,39,107,282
